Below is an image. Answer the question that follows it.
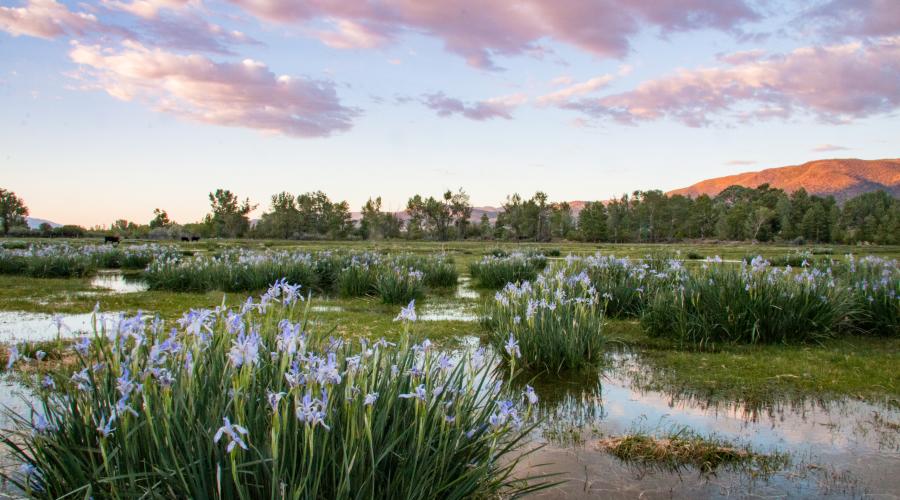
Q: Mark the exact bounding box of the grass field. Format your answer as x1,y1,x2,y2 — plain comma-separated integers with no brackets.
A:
2,239,898,400
1,239,898,496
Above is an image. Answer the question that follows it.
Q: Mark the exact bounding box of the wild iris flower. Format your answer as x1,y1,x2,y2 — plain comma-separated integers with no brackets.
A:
71,368,91,392
228,330,262,368
214,417,249,452
97,414,116,438
504,334,521,359
394,300,417,322
399,384,427,402
523,385,538,405
5,345,20,370
267,390,286,411
295,394,330,430
32,413,53,435
74,337,91,356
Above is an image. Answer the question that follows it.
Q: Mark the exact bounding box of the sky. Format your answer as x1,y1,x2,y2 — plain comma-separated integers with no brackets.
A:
1,0,898,227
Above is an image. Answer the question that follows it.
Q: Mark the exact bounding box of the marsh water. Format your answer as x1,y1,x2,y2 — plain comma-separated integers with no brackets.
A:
0,311,123,343
1,275,898,498
88,270,149,294
510,349,900,498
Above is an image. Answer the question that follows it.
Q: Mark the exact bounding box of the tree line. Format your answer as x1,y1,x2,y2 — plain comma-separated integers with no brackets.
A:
1,185,898,244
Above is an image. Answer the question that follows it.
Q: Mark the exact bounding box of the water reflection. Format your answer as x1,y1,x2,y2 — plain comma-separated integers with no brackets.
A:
419,302,479,322
507,350,900,498
0,311,120,343
89,271,148,294
455,277,481,300
310,305,345,313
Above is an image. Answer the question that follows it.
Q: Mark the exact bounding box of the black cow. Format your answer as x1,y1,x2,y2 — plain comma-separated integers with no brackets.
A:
104,235,120,244
181,236,190,242
191,236,201,242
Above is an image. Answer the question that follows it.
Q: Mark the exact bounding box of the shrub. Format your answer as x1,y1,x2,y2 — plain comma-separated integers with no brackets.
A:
482,269,604,371
1,285,545,498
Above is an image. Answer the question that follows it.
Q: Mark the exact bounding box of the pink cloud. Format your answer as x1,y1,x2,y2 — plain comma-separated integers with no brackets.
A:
102,0,195,19
421,92,523,120
0,0,108,38
538,74,614,105
806,0,900,38
561,37,900,126
716,48,765,64
316,19,389,49
69,40,359,137
0,0,254,55
726,160,755,165
226,0,759,69
137,14,260,54
812,144,851,152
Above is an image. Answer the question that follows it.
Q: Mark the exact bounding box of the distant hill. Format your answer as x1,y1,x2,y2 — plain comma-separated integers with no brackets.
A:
668,158,900,201
25,217,62,229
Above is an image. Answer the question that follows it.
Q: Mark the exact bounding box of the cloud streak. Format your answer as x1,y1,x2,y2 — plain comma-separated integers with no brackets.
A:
805,0,900,39
560,37,900,126
0,0,115,39
0,0,256,55
226,0,760,69
812,144,851,152
421,92,524,121
102,0,195,19
136,14,260,54
69,40,359,137
538,74,615,105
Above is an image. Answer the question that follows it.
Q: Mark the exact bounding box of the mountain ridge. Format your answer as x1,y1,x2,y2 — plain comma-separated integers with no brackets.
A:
668,158,900,201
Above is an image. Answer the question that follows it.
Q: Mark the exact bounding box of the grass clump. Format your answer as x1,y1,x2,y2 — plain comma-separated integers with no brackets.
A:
1,284,548,499
641,256,854,348
482,269,604,372
375,266,425,304
564,253,687,319
469,253,547,289
0,245,98,278
144,250,321,293
0,243,179,278
598,426,789,474
835,255,899,337
144,250,457,300
387,254,458,289
336,254,380,297
743,250,818,268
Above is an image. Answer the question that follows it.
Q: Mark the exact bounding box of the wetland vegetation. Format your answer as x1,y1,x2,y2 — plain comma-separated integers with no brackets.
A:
0,238,897,498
